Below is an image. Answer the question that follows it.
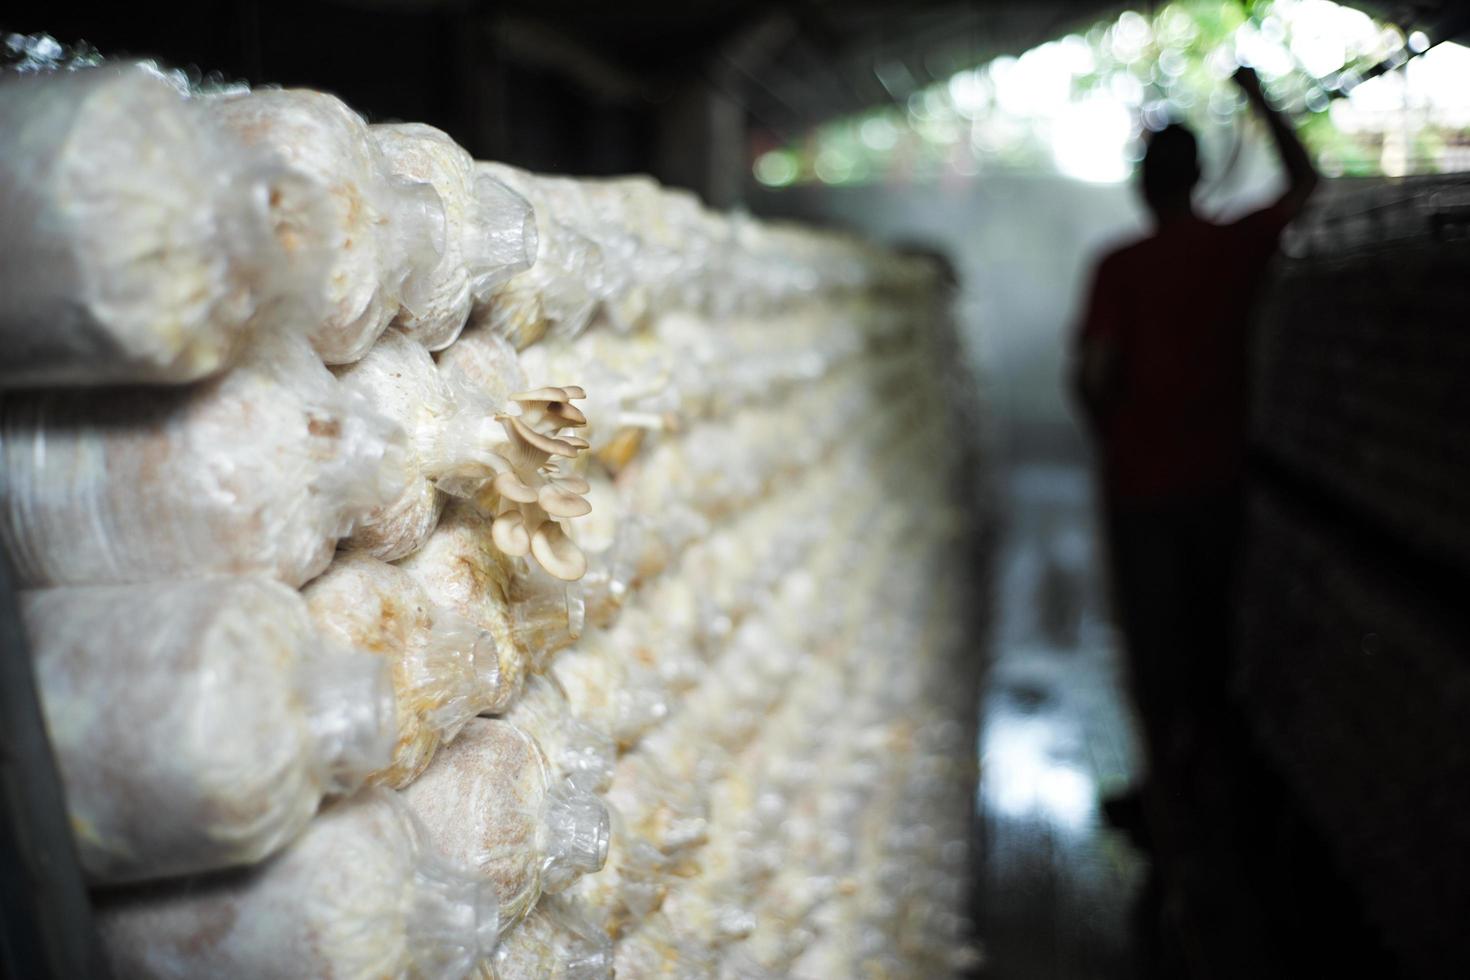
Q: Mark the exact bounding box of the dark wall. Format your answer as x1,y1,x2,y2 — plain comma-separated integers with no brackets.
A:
5,3,464,129
1239,174,1470,980
3,1,676,182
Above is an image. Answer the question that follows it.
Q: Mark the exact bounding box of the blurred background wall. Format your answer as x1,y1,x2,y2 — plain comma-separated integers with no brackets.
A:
751,177,1141,464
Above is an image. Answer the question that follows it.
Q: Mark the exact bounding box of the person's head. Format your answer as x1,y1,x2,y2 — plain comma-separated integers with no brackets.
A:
1139,123,1200,215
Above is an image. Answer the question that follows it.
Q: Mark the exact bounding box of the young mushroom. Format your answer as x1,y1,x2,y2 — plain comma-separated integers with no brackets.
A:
483,386,593,581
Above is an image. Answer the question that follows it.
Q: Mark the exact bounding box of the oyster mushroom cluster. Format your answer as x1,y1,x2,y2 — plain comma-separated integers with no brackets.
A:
484,386,593,581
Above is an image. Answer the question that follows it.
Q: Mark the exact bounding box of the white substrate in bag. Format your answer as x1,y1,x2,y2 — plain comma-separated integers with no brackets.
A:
98,790,500,980
604,752,709,867
335,327,506,561
510,176,622,321
543,178,651,335
0,329,406,588
398,718,610,925
564,803,672,940
207,88,445,364
581,177,698,320
505,560,586,664
612,913,718,980
471,163,602,348
658,875,757,955
571,479,644,628
435,327,528,422
371,122,536,351
485,895,613,980
502,675,615,795
396,498,526,708
549,630,669,752
0,64,292,388
23,576,394,884
303,553,505,788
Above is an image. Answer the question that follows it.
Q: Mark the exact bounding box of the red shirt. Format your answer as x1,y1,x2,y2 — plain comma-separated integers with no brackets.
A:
1076,203,1293,501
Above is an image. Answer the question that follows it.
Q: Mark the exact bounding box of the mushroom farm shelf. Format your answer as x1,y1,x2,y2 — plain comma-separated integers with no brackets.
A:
0,61,985,980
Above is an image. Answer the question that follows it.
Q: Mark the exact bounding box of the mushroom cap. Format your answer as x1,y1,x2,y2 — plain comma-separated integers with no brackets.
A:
511,386,582,403
508,389,587,428
545,402,588,427
532,522,588,581
549,472,591,495
539,483,593,518
501,414,584,458
493,470,539,504
491,509,532,556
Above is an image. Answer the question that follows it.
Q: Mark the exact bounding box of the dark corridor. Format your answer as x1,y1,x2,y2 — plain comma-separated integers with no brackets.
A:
973,174,1470,980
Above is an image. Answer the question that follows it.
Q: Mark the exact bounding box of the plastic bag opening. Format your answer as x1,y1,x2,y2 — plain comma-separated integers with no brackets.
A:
302,641,397,795
540,784,611,894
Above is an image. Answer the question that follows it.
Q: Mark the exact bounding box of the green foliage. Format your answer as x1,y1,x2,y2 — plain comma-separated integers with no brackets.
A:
753,1,1466,188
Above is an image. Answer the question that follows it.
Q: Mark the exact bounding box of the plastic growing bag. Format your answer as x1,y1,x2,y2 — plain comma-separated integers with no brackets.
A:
397,499,527,710
207,88,446,364
471,174,542,304
606,602,702,696
304,553,508,788
506,560,586,668
605,752,709,866
372,123,536,351
436,327,528,415
612,913,718,980
580,176,685,316
658,877,758,953
514,176,618,309
547,178,649,335
567,802,673,940
503,675,616,795
472,163,602,348
22,576,394,883
399,719,610,925
0,64,292,387
98,790,500,980
485,896,613,980
576,504,645,630
343,334,592,579
0,329,407,588
335,328,508,561
550,635,669,752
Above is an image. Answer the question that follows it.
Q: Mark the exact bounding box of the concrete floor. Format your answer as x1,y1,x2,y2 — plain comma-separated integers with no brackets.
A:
972,463,1146,980
968,464,1405,980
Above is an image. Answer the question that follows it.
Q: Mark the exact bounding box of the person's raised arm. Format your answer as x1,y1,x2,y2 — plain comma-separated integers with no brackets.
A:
1235,66,1319,213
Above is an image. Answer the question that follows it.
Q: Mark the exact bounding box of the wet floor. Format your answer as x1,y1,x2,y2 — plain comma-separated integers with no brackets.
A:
973,463,1146,980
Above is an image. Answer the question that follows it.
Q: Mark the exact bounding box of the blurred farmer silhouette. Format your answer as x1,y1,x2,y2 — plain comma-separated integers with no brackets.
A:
1070,68,1318,825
